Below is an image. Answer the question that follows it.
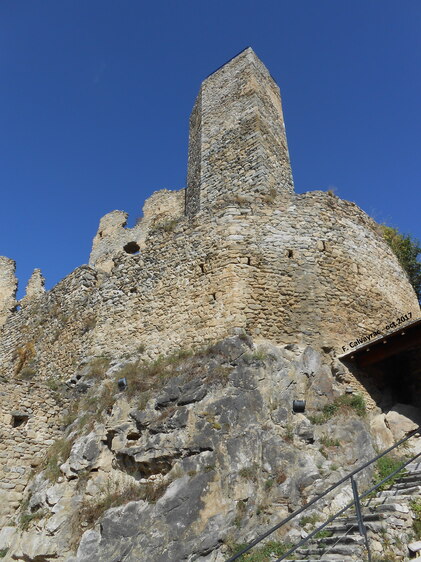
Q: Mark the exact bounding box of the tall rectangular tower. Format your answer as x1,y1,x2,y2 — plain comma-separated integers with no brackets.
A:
186,47,294,216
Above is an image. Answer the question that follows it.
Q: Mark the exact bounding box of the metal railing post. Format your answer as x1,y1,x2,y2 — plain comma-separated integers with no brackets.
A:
351,475,371,562
226,426,421,562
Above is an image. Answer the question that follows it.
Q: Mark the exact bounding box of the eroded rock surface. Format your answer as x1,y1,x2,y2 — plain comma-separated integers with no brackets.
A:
2,336,407,562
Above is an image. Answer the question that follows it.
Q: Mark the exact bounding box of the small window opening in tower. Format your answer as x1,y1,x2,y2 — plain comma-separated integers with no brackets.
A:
287,249,293,258
12,414,29,428
123,242,140,255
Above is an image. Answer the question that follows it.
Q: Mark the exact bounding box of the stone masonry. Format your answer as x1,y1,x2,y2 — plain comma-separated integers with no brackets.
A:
0,47,419,382
0,257,17,327
0,46,419,545
186,47,293,216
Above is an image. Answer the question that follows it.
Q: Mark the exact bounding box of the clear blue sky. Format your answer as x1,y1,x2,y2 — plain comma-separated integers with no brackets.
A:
1,1,420,298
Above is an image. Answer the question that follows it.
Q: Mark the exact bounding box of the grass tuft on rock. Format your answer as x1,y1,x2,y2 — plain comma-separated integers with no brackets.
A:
227,540,296,561
308,394,366,424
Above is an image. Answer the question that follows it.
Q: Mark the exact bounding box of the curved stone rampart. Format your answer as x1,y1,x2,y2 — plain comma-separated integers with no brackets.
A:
0,47,418,379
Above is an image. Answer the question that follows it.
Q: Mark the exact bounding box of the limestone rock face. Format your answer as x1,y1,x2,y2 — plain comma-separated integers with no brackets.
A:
385,403,421,441
2,337,391,562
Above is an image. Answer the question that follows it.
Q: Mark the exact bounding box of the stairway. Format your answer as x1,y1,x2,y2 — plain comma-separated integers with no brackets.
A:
284,459,421,561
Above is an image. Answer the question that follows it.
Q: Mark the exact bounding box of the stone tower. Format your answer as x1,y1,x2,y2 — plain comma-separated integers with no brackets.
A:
185,47,294,216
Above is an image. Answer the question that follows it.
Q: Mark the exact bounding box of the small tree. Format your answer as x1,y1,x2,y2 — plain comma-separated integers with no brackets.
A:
380,225,421,302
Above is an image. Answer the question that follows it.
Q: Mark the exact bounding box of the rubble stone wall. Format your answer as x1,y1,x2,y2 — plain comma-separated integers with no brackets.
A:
0,191,418,382
0,257,17,328
0,378,67,525
186,47,294,216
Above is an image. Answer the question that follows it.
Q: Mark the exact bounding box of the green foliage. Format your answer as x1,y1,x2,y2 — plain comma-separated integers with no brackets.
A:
284,423,294,442
371,454,407,494
264,478,274,490
308,394,366,424
411,498,421,539
380,225,421,301
227,540,296,561
315,529,333,539
299,513,322,527
43,438,74,482
0,549,8,558
248,350,267,361
46,377,60,391
85,356,111,379
320,436,340,448
20,508,46,530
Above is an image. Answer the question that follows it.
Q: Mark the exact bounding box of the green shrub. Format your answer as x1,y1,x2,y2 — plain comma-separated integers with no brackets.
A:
227,540,295,561
300,513,322,527
42,438,73,482
370,455,407,494
20,508,46,530
309,394,366,424
315,529,333,539
320,436,340,448
0,549,8,558
46,377,60,391
380,225,421,301
411,498,421,539
85,356,111,379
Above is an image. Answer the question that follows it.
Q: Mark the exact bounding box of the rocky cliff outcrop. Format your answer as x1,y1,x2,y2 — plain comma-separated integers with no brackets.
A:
1,335,417,561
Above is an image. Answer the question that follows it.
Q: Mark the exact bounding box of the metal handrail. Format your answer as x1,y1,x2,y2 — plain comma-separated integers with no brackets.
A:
226,426,421,561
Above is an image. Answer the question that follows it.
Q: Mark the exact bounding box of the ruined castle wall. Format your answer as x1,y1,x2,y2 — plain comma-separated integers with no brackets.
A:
0,48,419,382
234,192,420,348
0,379,68,525
0,257,17,328
0,192,419,382
89,214,246,360
89,189,185,272
0,266,98,381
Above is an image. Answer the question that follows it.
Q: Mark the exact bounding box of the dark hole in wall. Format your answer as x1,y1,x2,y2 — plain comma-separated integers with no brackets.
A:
287,249,293,258
12,414,29,428
123,241,140,254
380,355,414,406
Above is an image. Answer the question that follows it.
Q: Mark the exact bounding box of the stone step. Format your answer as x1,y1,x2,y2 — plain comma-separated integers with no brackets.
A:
379,485,421,496
288,552,362,561
296,544,363,557
396,471,421,481
373,503,410,514
338,512,384,524
390,482,421,490
319,523,358,534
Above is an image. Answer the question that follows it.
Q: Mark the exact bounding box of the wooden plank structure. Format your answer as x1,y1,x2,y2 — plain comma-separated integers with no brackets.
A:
339,317,421,368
